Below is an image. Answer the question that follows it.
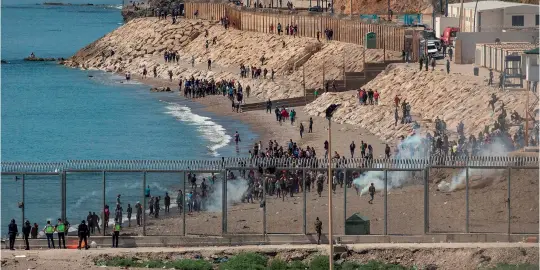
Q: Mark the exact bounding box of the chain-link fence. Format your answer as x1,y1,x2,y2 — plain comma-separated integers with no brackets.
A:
1,157,538,238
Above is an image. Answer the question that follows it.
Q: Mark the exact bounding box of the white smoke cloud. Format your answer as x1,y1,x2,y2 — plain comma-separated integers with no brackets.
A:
204,177,250,212
353,134,427,196
438,136,510,192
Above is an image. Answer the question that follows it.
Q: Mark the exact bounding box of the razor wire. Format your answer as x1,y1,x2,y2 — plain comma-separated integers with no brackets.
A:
1,156,538,174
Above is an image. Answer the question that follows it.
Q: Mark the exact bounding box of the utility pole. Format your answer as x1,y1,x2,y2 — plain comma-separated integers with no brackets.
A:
343,52,346,90
525,81,530,146
303,66,306,102
327,118,334,270
459,0,464,30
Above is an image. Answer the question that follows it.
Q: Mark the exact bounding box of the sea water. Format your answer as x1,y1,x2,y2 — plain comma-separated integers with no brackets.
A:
1,1,256,232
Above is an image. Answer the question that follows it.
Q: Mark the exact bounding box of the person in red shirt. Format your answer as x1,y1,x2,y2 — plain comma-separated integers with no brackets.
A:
374,90,380,105
394,95,400,107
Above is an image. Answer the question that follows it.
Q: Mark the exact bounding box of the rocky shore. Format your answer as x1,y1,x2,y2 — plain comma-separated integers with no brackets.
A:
64,17,397,100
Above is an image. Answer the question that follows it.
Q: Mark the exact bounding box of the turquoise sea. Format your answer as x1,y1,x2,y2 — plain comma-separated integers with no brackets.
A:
1,0,256,232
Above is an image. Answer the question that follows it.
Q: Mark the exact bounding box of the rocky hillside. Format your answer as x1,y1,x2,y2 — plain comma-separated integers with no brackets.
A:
304,64,528,142
66,17,397,100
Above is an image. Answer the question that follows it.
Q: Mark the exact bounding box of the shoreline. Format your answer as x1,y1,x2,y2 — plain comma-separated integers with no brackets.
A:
104,70,388,159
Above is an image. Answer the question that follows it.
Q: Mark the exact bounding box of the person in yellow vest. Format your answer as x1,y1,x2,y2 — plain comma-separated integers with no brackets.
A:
43,220,55,249
56,218,66,249
112,221,121,248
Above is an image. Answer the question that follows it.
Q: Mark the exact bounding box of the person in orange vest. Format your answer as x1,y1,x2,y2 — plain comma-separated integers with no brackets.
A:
112,221,121,248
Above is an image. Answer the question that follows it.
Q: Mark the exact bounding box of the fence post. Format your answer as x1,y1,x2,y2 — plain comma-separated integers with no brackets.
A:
22,174,25,226
222,168,228,234
303,168,307,235
183,171,187,236
263,171,267,236
423,168,429,234
465,167,470,233
61,171,66,222
507,167,511,235
142,171,146,236
343,169,347,234
383,169,388,235
102,171,106,236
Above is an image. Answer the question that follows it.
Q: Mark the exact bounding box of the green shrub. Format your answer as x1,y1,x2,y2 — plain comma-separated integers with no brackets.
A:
309,256,330,270
145,260,166,268
267,259,288,270
219,252,268,270
287,260,307,269
95,257,212,270
340,261,360,270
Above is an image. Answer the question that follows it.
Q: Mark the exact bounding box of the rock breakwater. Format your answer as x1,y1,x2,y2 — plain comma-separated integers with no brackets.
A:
64,17,397,100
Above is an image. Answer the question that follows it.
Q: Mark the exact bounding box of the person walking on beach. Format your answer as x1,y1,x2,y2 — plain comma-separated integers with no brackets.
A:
314,217,322,245
350,141,356,158
143,67,148,78
234,131,241,144
368,183,376,204
154,196,160,218
309,117,313,133
56,218,67,249
153,66,157,78
299,123,304,138
164,192,171,213
145,185,151,197
266,99,272,113
126,204,132,227
191,56,195,68
135,201,142,226
207,59,212,70
176,190,184,213
77,220,89,250
7,219,18,250
22,220,31,250
149,196,154,215
92,212,100,233
31,223,39,239
168,70,173,82
44,220,55,249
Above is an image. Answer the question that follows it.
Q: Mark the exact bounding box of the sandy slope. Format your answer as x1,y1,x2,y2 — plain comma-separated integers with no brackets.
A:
304,64,529,142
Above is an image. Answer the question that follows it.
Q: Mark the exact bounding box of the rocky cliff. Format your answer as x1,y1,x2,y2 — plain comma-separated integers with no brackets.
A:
65,17,397,100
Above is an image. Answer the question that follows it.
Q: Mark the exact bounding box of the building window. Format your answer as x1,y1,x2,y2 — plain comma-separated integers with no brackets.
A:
512,15,524,27
536,15,539,26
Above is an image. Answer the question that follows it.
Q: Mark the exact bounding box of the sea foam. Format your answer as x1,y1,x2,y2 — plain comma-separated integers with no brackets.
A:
164,102,231,157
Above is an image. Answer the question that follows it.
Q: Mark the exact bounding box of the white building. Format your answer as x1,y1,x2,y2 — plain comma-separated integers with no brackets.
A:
447,1,539,32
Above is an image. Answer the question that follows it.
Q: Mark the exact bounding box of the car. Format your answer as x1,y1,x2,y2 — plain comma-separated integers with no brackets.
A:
308,6,323,12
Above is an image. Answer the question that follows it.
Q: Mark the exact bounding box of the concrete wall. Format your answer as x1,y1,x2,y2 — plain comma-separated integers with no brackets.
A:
479,9,504,32
456,31,539,64
503,5,539,29
3,233,538,249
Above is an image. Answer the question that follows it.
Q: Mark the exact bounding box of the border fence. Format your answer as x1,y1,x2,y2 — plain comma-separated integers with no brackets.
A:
183,2,418,59
2,156,538,238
